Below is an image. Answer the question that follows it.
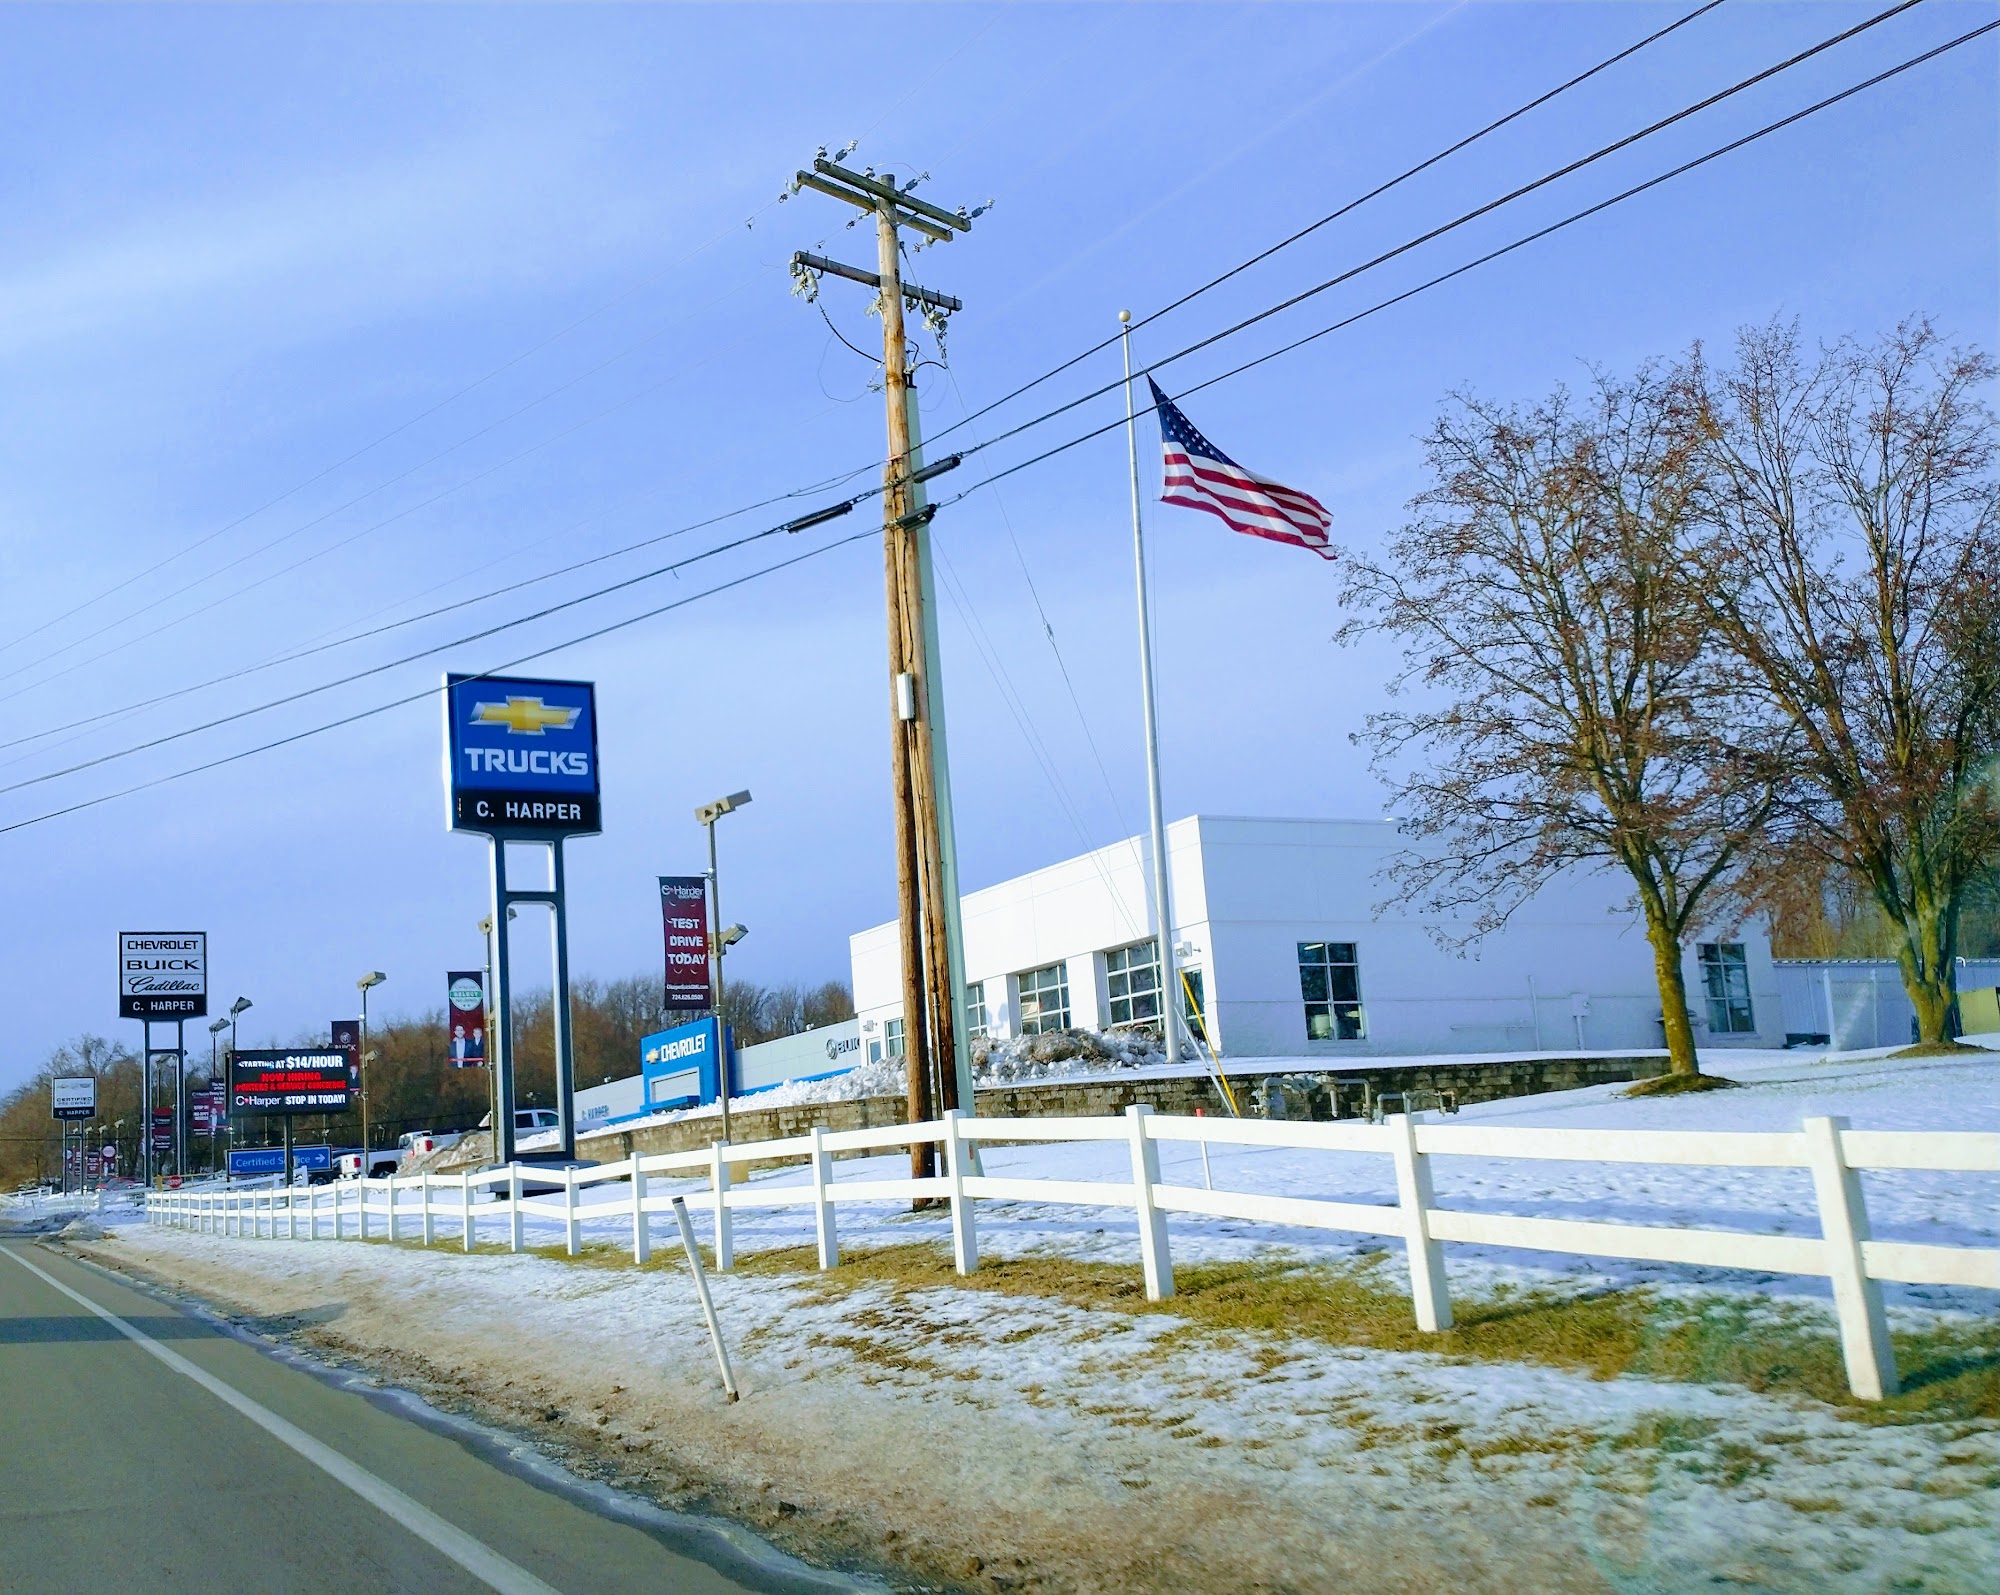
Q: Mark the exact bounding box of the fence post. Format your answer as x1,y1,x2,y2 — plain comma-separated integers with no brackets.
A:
1389,1113,1453,1332
810,1126,839,1271
420,1172,435,1247
388,1177,403,1245
360,1178,374,1242
1803,1115,1899,1400
508,1166,524,1254
564,1168,582,1257
462,1171,475,1253
1125,1104,1174,1301
631,1158,651,1265
287,1188,298,1242
942,1110,979,1276
709,1142,734,1272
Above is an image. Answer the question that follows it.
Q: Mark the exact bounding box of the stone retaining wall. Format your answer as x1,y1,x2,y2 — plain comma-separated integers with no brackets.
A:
560,1052,1668,1169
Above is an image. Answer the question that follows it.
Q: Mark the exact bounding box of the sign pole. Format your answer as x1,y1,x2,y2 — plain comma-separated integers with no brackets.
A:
489,840,517,1166
283,1115,294,1189
140,1025,152,1188
174,1020,187,1180
550,839,576,1161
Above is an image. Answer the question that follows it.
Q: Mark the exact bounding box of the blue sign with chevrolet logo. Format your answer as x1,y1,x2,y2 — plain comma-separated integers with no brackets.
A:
444,673,602,835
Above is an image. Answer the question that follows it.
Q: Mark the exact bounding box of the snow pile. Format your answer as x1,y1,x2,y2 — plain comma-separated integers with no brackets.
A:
971,1026,1167,1083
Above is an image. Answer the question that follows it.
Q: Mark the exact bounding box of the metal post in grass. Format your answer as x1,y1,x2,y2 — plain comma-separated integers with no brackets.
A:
564,1167,581,1257
1125,1104,1174,1301
421,1171,435,1247
709,1142,734,1272
508,1165,524,1254
670,1195,739,1403
1803,1115,1899,1400
941,1110,979,1276
462,1171,475,1252
1388,1113,1453,1332
631,1157,651,1265
809,1125,839,1271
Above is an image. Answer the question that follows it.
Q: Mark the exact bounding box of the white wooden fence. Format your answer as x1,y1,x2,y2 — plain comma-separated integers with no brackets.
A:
145,1107,1998,1402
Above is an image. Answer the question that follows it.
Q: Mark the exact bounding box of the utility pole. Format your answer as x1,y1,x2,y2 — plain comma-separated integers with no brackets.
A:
789,157,977,1181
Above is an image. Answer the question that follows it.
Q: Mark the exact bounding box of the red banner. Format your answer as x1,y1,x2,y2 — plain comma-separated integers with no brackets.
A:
659,876,712,1011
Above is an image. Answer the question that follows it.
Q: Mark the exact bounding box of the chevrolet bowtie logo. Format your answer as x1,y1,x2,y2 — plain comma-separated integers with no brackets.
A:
470,696,579,735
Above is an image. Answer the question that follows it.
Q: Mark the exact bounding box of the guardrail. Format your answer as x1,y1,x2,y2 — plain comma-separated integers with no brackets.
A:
144,1107,1998,1402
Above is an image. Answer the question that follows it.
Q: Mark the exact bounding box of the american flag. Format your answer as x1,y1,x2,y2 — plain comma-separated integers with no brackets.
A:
1149,377,1333,559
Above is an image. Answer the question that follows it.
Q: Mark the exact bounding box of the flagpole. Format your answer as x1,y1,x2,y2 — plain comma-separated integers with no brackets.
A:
1120,311,1184,1063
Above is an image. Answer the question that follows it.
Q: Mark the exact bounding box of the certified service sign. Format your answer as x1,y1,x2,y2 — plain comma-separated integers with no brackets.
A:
118,931,207,1019
444,673,601,836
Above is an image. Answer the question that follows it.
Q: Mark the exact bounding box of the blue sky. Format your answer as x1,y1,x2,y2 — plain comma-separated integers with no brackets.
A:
1,2,1993,1086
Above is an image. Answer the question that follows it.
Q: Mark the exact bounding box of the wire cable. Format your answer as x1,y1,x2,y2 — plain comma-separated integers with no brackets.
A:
0,192,799,665
0,491,870,799
0,12,1987,837
924,0,1734,452
936,0,1926,472
929,12,1997,514
0,524,879,839
0,476,878,756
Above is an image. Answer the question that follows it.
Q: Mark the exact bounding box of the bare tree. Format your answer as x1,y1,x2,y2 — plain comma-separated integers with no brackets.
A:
1693,320,2000,1044
1339,368,1790,1079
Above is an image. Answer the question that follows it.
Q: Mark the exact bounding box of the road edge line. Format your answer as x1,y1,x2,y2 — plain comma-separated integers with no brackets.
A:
0,1243,565,1595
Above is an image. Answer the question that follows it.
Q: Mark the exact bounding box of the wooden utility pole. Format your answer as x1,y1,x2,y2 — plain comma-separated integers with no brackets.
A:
789,159,973,1181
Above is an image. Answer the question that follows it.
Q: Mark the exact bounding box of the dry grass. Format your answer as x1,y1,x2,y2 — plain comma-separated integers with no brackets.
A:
1891,1041,1996,1059
728,1242,1998,1423
1620,1071,1740,1098
383,1229,1996,1426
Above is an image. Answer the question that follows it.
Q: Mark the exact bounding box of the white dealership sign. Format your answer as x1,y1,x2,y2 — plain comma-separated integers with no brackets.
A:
118,931,208,1020
51,1077,96,1120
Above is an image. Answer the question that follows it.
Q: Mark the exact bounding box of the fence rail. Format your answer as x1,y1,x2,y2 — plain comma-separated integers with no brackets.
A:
145,1107,1998,1402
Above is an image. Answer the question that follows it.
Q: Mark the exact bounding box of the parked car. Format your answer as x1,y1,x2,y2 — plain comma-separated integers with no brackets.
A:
336,1150,403,1180
474,1108,561,1135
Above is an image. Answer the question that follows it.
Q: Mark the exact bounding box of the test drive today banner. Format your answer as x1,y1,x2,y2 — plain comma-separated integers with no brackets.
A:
659,876,711,1011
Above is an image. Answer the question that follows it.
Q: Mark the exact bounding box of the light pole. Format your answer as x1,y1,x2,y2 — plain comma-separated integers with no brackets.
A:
207,1016,229,1174
225,998,251,1178
695,790,751,1141
357,972,387,1157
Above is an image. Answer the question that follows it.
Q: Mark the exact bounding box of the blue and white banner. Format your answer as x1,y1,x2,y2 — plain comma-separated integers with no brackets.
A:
443,673,601,835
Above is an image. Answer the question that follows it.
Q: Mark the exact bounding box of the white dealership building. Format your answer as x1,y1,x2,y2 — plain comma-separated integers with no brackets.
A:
849,815,1784,1062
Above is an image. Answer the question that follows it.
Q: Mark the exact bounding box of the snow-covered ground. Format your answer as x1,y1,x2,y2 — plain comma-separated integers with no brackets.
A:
76,1047,1998,1592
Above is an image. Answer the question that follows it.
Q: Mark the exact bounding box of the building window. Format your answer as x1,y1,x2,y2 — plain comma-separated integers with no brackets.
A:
1298,942,1364,1041
1698,943,1755,1034
1017,963,1071,1034
1181,968,1208,1045
1104,941,1163,1028
964,982,988,1040
884,1017,907,1058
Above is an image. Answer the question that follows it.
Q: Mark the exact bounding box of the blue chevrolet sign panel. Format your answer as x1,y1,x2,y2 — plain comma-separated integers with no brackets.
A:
444,673,601,835
640,1017,730,1108
228,1145,332,1176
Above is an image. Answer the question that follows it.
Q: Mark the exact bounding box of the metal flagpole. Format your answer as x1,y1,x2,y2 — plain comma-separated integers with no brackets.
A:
1120,312,1184,1062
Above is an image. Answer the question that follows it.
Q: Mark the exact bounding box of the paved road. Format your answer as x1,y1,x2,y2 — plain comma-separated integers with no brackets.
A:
0,1237,809,1595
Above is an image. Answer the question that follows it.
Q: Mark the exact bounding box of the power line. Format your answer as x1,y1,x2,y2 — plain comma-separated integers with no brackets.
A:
2,1,1713,698
937,0,1927,472
925,0,1733,453
0,473,878,758
0,193,799,666
0,523,879,839
0,14,1985,837
930,11,1998,514
0,489,874,799
0,3,1773,732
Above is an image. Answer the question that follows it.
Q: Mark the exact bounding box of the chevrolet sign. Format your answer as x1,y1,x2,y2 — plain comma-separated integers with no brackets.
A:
443,673,602,836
